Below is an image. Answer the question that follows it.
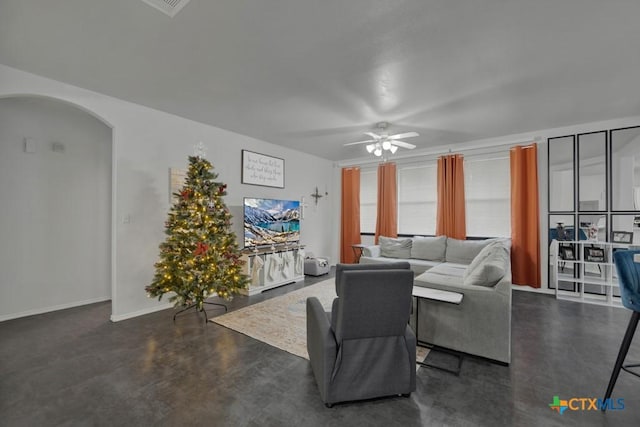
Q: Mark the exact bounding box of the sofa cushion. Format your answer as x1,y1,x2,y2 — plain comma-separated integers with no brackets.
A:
445,238,497,264
426,262,467,277
414,268,465,288
359,256,439,276
379,236,412,258
361,245,380,257
410,236,447,261
463,242,510,287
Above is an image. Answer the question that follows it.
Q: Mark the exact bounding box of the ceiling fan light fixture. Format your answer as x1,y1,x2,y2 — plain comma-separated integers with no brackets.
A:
345,123,419,157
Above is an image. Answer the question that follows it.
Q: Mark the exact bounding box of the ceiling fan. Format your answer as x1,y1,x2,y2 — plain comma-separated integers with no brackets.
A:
344,122,419,157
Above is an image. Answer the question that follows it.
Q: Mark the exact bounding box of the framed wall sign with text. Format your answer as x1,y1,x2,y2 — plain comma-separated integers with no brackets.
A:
584,246,605,263
241,150,285,188
612,231,633,244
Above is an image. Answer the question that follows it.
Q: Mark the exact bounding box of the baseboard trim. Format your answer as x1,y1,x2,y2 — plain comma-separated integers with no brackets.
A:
512,285,555,295
110,303,172,322
0,296,111,322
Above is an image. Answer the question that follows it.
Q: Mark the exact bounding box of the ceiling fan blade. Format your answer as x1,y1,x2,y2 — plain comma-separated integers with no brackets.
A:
364,132,382,140
344,139,376,146
392,140,416,149
388,132,419,140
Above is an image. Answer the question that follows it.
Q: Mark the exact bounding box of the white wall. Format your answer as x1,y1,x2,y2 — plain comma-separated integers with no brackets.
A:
0,97,112,320
0,64,336,321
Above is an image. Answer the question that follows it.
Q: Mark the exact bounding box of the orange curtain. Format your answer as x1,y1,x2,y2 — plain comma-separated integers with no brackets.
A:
340,167,361,263
510,144,541,288
436,154,466,239
375,162,398,244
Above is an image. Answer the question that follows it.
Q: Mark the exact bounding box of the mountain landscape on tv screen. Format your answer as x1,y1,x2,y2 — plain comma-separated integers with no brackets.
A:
244,198,300,247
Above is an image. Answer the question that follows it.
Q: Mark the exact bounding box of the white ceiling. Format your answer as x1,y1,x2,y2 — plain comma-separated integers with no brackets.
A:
1,0,639,161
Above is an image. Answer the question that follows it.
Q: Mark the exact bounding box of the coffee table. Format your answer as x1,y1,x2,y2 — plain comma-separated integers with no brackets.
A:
413,285,464,375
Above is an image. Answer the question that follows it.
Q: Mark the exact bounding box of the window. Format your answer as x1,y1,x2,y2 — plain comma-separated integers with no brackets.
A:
464,156,511,237
359,169,377,233
359,155,510,237
397,163,437,235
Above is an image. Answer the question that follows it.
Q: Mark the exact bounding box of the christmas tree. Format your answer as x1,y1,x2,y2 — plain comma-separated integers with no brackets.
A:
146,153,248,312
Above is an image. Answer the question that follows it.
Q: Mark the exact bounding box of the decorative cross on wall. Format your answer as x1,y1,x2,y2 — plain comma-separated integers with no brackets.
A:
311,187,323,205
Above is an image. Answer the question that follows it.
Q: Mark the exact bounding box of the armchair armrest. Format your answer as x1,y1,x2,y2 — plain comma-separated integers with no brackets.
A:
415,277,510,305
362,245,381,257
306,297,337,402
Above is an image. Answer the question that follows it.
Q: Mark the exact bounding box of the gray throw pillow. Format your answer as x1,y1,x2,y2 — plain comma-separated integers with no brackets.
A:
445,238,497,264
379,236,412,258
410,236,447,261
463,242,510,287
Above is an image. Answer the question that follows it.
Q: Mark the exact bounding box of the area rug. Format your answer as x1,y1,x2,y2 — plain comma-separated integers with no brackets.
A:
211,278,428,364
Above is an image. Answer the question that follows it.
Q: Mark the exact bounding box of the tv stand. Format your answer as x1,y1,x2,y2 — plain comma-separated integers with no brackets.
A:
240,246,305,295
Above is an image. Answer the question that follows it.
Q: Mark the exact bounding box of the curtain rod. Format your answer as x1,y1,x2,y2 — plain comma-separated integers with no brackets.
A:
338,138,538,168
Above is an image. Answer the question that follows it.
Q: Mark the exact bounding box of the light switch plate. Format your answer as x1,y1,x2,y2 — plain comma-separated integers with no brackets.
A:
634,253,640,263
24,138,35,153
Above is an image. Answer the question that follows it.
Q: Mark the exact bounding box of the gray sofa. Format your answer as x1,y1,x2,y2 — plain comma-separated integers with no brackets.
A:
359,236,512,364
306,263,416,407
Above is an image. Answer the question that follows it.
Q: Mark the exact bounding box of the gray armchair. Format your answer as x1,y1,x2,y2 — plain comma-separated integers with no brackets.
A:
306,263,416,407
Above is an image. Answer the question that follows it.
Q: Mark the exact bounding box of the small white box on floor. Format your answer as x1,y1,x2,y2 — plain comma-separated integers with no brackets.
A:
304,254,330,276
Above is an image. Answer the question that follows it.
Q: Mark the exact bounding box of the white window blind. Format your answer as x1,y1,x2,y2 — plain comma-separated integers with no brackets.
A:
397,163,437,235
359,169,377,233
358,155,510,238
464,156,511,237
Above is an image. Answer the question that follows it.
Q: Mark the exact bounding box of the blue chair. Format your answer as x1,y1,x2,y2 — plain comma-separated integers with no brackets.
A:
602,250,640,411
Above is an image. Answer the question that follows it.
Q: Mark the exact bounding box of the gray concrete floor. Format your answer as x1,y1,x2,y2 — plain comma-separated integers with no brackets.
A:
1,270,639,426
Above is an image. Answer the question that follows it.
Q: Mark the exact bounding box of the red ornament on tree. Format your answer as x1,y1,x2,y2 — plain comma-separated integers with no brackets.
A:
194,242,209,256
180,189,192,200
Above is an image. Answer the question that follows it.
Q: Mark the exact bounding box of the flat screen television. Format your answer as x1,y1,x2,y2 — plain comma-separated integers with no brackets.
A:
244,197,300,248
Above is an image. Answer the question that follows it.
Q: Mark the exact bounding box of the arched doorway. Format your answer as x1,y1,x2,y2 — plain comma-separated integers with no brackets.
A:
0,96,113,320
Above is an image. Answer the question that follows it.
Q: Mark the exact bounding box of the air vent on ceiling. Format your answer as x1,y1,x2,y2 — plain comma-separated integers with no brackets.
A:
140,0,191,17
